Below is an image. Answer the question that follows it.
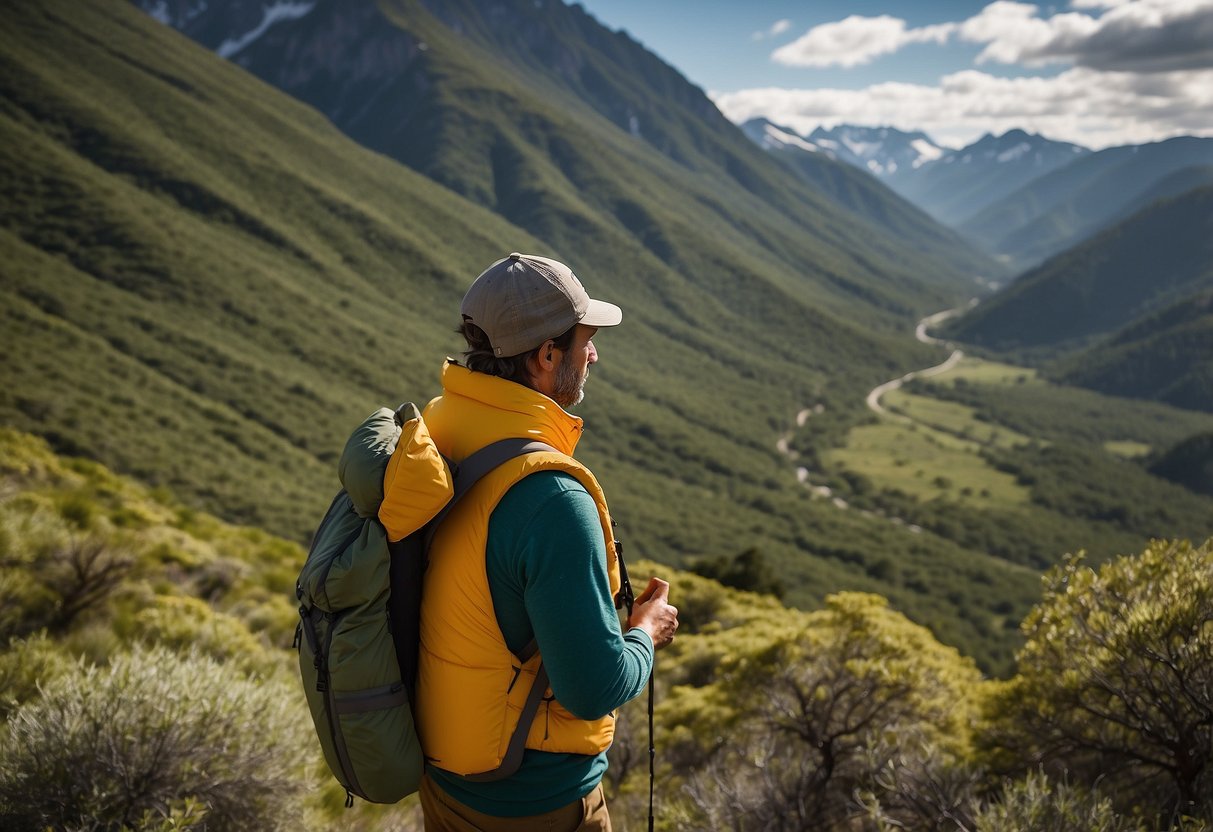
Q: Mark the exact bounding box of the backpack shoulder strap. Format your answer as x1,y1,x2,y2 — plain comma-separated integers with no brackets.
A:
422,437,571,783
422,438,559,550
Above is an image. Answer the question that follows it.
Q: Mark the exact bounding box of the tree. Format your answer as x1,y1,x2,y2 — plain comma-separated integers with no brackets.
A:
682,593,982,830
0,502,132,640
691,547,786,599
984,538,1213,823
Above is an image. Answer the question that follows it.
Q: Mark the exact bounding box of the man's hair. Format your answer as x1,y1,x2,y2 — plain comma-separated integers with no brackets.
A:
458,319,577,386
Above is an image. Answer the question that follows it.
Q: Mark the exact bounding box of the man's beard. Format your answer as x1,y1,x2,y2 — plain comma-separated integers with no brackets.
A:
552,357,588,408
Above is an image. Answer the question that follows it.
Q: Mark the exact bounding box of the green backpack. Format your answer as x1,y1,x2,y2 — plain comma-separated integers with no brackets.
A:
294,403,552,805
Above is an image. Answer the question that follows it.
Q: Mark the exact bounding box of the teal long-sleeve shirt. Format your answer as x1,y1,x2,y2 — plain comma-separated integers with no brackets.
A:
428,471,654,817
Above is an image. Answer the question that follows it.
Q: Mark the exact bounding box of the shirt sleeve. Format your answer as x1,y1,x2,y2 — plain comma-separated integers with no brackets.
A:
487,472,653,720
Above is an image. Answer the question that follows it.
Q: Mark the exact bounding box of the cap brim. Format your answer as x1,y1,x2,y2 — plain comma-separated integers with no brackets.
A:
582,298,622,328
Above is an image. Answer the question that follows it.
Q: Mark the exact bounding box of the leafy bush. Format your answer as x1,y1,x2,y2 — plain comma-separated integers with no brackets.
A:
0,632,72,719
984,538,1213,822
680,593,981,830
970,771,1148,832
128,595,276,674
0,645,314,831
0,500,133,640
690,546,786,599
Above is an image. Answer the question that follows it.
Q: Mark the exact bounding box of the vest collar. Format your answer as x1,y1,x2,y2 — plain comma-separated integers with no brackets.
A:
425,361,584,460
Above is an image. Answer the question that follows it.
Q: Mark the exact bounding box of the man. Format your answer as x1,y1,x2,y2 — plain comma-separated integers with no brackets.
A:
414,252,679,831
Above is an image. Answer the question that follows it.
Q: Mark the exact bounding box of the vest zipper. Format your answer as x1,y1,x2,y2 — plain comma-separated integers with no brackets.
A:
542,694,556,740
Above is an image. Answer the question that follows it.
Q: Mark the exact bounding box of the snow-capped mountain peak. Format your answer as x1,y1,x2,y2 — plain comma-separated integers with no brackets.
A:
807,124,946,180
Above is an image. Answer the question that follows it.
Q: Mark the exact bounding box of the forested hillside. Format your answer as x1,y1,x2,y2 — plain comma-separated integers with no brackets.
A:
2,0,1044,668
145,0,996,294
1049,288,1213,413
943,185,1213,361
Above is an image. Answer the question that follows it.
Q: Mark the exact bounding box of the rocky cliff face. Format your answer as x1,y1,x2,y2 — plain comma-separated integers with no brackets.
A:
140,1,431,153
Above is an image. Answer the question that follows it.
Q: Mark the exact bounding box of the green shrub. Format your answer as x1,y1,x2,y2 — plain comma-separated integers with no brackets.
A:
0,501,133,639
972,771,1147,832
690,547,786,599
0,632,73,719
983,539,1213,821
0,645,314,831
129,595,273,673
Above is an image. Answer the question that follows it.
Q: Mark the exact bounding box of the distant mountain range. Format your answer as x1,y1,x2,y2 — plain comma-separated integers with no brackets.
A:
895,129,1090,231
738,119,993,266
743,121,947,179
743,121,1213,275
743,121,1089,231
958,137,1213,268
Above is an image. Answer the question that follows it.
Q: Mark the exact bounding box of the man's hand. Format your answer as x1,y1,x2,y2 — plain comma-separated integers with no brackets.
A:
627,577,679,650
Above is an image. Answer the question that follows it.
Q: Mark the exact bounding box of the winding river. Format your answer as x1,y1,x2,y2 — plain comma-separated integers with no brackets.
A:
866,302,976,417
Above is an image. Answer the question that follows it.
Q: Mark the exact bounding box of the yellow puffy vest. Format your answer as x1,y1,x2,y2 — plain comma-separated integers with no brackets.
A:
412,363,621,777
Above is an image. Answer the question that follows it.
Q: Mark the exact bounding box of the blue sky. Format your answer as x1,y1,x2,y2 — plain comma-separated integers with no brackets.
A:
577,0,1213,149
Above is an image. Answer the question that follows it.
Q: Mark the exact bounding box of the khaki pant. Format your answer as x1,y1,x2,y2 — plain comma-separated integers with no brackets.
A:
420,772,612,832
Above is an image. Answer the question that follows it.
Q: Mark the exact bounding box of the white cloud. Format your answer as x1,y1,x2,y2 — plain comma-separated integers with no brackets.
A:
752,18,793,42
964,0,1213,71
770,1,1213,72
712,66,1213,149
772,15,955,68
744,0,1213,147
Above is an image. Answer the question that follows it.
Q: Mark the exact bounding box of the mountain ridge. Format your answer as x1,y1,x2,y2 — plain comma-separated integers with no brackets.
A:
959,135,1213,268
942,184,1213,413
138,0,997,311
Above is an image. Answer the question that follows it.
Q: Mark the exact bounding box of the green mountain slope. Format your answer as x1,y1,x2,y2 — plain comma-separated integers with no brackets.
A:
959,137,1213,268
1,0,541,534
1,0,1044,668
148,0,995,317
1047,289,1213,412
1148,432,1213,497
943,185,1213,367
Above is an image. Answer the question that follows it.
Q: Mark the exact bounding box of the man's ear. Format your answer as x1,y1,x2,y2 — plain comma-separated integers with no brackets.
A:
539,339,557,369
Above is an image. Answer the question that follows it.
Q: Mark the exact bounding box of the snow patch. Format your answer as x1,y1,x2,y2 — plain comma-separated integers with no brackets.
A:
910,138,943,168
763,124,818,153
217,1,316,59
842,137,880,158
997,142,1032,163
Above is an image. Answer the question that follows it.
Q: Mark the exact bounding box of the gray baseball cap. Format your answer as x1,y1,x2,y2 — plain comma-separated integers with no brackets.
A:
461,252,623,357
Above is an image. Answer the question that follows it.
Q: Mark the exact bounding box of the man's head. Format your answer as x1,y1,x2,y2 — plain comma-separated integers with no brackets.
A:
459,253,621,406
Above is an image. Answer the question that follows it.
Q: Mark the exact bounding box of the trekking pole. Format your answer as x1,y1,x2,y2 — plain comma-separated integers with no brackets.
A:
647,671,656,832
614,526,656,832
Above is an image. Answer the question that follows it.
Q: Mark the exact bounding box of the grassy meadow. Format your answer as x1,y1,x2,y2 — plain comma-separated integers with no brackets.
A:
810,351,1213,587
